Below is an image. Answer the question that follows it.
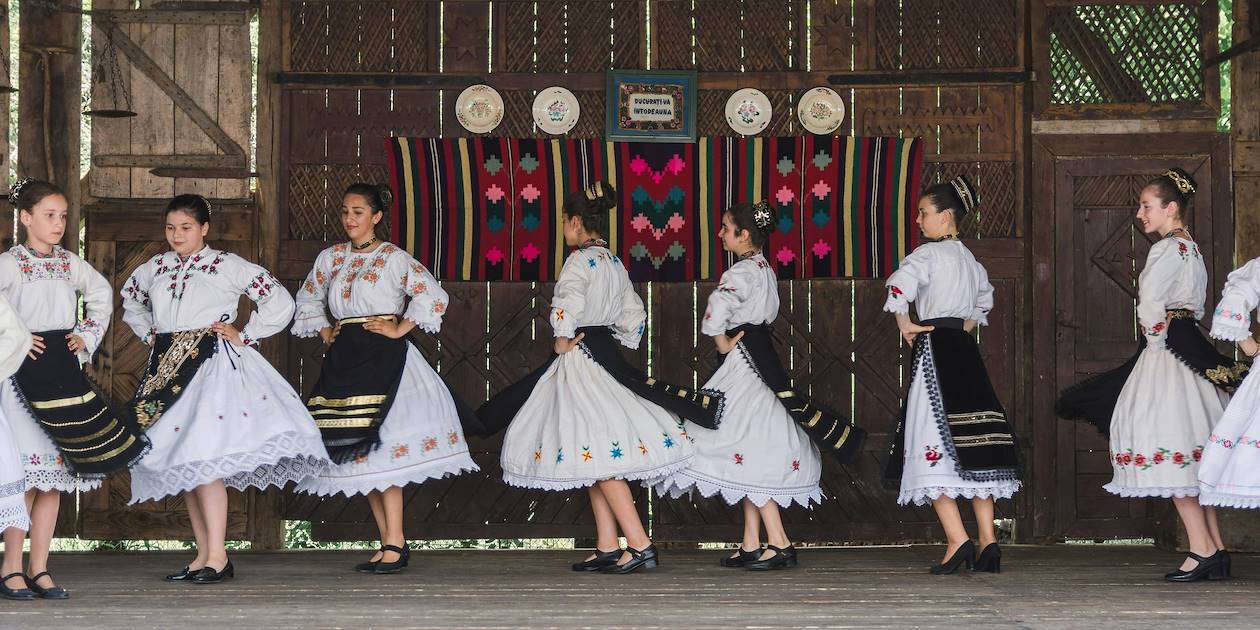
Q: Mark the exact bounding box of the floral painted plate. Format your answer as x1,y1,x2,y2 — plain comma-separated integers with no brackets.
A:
796,86,845,135
455,84,504,134
532,87,580,135
725,88,772,136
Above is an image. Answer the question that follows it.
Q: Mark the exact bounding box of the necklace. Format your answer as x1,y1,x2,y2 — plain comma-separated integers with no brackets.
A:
1165,226,1192,240
739,249,762,260
935,233,958,242
353,237,378,250
579,238,608,249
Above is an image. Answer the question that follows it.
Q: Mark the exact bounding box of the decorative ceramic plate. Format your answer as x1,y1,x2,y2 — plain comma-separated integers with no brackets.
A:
796,86,845,135
455,84,504,134
724,88,772,136
532,87,580,135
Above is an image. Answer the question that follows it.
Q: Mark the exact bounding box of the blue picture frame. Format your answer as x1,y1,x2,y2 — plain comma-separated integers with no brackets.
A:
605,69,698,143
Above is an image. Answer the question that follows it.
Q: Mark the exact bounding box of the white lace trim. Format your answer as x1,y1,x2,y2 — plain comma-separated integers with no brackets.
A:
502,457,694,492
1199,491,1260,509
402,314,441,335
1209,320,1251,343
130,431,329,504
898,481,1022,506
297,451,479,497
25,469,103,493
0,504,29,532
655,471,822,508
1102,481,1199,498
290,312,330,339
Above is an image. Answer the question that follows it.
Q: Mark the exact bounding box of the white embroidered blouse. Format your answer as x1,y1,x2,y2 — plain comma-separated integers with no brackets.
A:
120,245,293,347
292,242,448,337
0,294,32,379
882,239,994,326
550,246,646,349
701,253,778,337
0,245,113,362
1210,255,1260,343
1131,236,1207,349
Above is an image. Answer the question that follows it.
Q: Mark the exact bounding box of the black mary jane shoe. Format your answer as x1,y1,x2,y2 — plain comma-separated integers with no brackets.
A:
24,572,70,599
0,573,34,601
930,540,975,575
165,566,201,582
600,545,659,574
745,545,798,571
974,543,1002,574
572,548,622,572
719,546,764,568
1165,551,1226,583
191,561,235,584
1220,550,1233,577
355,548,384,573
373,544,409,574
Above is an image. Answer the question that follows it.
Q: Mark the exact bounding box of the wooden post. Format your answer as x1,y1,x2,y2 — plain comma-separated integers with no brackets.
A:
0,3,11,247
17,0,82,250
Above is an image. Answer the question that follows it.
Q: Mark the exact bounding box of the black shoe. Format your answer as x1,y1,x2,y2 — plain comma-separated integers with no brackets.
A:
373,544,408,574
572,548,622,572
355,548,384,573
24,572,69,599
191,561,235,584
930,540,975,575
600,545,659,574
974,543,1001,573
165,566,201,582
0,573,34,601
718,546,763,568
1220,549,1232,577
745,545,798,571
1165,552,1226,582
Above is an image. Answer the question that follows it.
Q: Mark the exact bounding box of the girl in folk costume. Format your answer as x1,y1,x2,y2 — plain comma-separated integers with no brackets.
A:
656,201,864,571
1057,169,1241,582
0,179,148,599
121,195,329,584
1200,257,1260,516
0,295,35,600
292,183,479,574
883,176,1021,575
479,182,723,574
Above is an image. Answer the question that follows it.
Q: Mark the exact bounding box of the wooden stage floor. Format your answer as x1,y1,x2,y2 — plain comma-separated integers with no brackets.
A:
0,545,1254,629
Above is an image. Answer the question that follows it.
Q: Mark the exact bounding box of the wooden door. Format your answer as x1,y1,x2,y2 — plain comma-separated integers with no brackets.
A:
1032,133,1232,539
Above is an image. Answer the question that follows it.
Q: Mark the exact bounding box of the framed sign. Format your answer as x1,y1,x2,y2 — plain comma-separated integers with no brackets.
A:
605,69,697,143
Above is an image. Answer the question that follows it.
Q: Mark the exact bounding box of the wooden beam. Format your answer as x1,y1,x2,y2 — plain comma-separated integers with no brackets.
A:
272,70,1034,90
97,18,245,159
94,154,243,168
92,9,246,25
18,0,82,250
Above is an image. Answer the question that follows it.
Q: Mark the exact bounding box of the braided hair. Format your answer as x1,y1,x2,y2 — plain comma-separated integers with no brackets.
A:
563,181,615,238
921,175,978,222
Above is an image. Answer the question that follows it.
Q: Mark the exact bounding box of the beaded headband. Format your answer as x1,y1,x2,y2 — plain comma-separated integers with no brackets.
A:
949,176,976,214
1163,169,1195,195
584,181,606,201
752,200,773,230
7,177,35,205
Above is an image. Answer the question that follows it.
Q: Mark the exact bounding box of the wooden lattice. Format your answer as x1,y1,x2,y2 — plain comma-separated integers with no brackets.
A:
653,0,693,69
289,1,429,72
920,161,1018,239
497,2,640,74
288,163,390,241
876,0,1020,70
1048,2,1204,104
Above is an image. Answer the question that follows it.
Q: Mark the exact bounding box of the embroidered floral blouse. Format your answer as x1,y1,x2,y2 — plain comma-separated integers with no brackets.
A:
0,294,32,379
292,242,448,337
120,245,293,347
550,245,646,349
701,253,778,337
882,240,994,326
1210,255,1260,342
1133,236,1206,349
0,245,113,363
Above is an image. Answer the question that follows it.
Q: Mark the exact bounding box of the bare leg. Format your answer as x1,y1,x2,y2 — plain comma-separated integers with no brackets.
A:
1172,496,1218,571
25,489,59,588
595,479,650,565
585,485,620,562
365,490,387,563
2,527,26,592
756,500,791,561
733,498,761,558
379,486,406,564
192,481,229,570
932,496,971,564
1203,506,1225,551
183,490,210,570
971,497,997,547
